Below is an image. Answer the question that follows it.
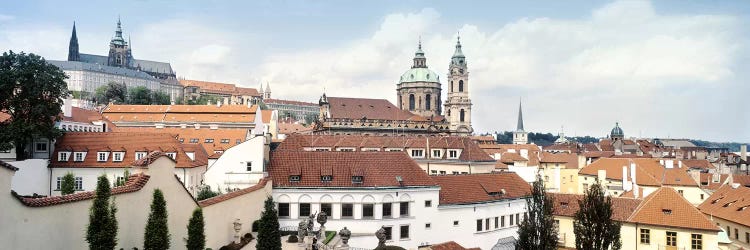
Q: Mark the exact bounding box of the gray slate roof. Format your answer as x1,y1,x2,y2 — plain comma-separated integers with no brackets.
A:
48,60,157,81
78,53,174,75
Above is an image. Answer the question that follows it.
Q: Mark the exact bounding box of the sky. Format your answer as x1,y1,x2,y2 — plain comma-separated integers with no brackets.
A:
1,0,748,143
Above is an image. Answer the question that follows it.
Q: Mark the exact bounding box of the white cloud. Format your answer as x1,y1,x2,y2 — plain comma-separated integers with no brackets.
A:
0,14,14,22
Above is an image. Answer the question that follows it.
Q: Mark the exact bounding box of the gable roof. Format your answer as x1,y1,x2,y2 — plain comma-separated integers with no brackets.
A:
269,151,437,188
579,158,698,187
551,193,642,222
112,126,248,153
179,79,260,96
102,104,258,123
276,134,494,162
698,184,750,228
51,132,208,169
431,173,530,205
13,173,150,207
198,178,269,207
629,187,719,231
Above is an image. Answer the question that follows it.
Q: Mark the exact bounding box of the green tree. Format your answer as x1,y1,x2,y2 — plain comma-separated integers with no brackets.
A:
94,81,127,104
144,189,170,250
150,91,171,105
114,169,130,187
60,172,76,195
0,51,69,160
187,95,220,105
127,86,152,105
195,186,221,201
257,196,281,250
573,182,621,250
86,175,118,250
186,208,205,250
516,175,558,250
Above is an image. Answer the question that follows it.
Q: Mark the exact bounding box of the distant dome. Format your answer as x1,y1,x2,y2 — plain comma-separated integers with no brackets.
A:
399,68,440,84
610,122,624,138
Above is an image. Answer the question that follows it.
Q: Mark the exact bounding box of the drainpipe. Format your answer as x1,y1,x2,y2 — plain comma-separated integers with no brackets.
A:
634,222,638,250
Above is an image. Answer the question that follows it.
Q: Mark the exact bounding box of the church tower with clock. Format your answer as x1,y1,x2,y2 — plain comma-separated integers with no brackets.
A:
443,36,473,135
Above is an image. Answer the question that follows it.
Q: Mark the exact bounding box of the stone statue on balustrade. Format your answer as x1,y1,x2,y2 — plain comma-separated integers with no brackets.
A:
375,226,387,248
339,227,351,247
297,219,307,244
316,211,328,239
308,212,317,236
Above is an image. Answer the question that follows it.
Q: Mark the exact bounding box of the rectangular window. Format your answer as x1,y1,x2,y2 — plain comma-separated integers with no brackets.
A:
338,148,354,152
299,203,311,217
56,177,61,190
74,152,85,162
425,200,432,207
321,203,332,216
35,141,48,152
501,215,505,227
321,175,333,182
400,225,409,239
425,223,431,229
204,138,214,143
410,149,424,158
691,234,702,250
516,213,520,225
97,152,108,162
453,220,459,226
399,202,409,217
166,152,176,160
640,229,650,244
58,152,70,161
236,139,242,144
189,138,199,143
352,176,363,184
485,218,490,230
439,170,446,175
448,150,459,159
246,162,252,171
362,204,374,218
476,219,482,232
74,177,82,190
179,138,185,143
666,231,677,246
678,190,684,196
278,203,290,217
341,203,353,218
113,152,123,162
495,217,499,229
432,149,441,158
135,152,146,160
383,203,392,217
746,232,749,244
383,226,392,240
736,228,739,240
289,175,300,182
220,139,230,144
509,215,514,226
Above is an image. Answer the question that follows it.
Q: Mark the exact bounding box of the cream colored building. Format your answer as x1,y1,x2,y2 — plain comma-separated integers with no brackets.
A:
698,184,750,249
553,187,725,250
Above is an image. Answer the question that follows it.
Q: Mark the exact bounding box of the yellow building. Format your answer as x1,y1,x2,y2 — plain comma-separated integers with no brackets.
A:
552,187,726,250
698,184,750,249
538,152,582,194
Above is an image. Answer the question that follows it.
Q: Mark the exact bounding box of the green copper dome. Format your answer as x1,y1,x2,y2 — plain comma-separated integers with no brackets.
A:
399,67,440,83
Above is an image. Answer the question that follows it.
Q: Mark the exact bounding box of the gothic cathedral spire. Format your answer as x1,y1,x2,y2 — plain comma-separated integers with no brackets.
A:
513,98,528,144
443,34,473,135
67,22,80,61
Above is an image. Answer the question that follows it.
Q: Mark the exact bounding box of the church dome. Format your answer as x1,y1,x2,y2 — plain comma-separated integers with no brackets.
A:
610,122,624,138
399,67,440,84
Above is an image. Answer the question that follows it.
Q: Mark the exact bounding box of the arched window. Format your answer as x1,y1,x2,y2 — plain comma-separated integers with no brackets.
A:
460,109,465,122
459,80,464,92
450,81,454,92
409,94,415,111
425,94,431,110
447,109,451,117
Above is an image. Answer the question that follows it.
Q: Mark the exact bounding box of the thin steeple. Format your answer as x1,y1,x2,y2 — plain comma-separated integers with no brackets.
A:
67,22,80,61
516,99,524,131
412,37,427,68
111,16,126,46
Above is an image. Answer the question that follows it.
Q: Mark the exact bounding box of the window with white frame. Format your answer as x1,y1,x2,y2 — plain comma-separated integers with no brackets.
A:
112,152,124,162
56,177,62,190
432,149,441,158
58,152,70,161
35,140,48,152
386,148,403,152
97,152,109,162
135,152,147,160
448,149,459,159
410,149,424,158
74,152,85,162
337,148,355,152
74,177,83,190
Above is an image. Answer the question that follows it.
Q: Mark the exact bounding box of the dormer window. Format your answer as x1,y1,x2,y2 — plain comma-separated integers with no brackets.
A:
74,152,85,162
205,138,214,143
321,175,333,182
189,138,199,143
112,152,124,162
97,152,109,162
58,152,70,161
135,152,147,160
662,209,672,215
352,176,364,184
432,149,441,158
220,139,230,144
448,149,460,159
289,175,301,182
166,152,177,160
410,149,424,158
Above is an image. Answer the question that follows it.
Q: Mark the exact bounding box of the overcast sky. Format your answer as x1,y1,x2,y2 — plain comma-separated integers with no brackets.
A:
1,0,748,142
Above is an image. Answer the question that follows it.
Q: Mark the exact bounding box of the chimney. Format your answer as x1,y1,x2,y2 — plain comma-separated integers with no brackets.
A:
578,154,586,169
660,159,664,166
678,161,683,169
622,166,631,191
665,159,674,169
216,99,222,107
520,149,528,159
630,162,637,189
742,145,747,161
207,99,212,106
63,95,73,118
732,183,741,189
597,169,607,186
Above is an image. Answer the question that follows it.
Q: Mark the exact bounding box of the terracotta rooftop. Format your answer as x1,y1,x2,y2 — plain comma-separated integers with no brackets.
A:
680,159,715,170
698,173,730,191
428,241,480,250
14,173,150,207
276,134,494,162
61,107,105,124
431,173,530,205
269,151,437,188
264,98,317,106
133,151,175,167
551,193,642,222
179,79,260,96
51,132,208,169
579,158,698,187
103,104,258,123
199,178,269,207
698,184,750,228
499,152,528,164
733,174,750,187
540,152,579,168
630,187,719,231
326,97,433,121
543,143,579,153
112,126,248,153
278,123,313,135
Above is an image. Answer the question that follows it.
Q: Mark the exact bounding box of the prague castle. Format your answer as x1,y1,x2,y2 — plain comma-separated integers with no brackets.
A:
315,37,474,136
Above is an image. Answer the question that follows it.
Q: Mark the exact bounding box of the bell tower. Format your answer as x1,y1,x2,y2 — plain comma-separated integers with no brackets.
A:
443,35,473,135
107,17,132,68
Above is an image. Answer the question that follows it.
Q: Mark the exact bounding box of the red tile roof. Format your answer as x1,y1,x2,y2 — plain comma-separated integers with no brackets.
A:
264,98,316,106
199,178,269,207
540,152,579,168
698,173,729,191
269,151,437,188
579,158,698,187
180,79,260,96
431,173,530,205
112,127,248,153
276,134,494,162
61,107,104,123
132,151,175,167
278,123,313,135
51,132,208,169
733,174,750,187
551,193,642,222
103,104,258,123
429,241,479,250
0,160,18,171
14,173,150,207
630,187,719,231
327,97,433,121
698,184,750,228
